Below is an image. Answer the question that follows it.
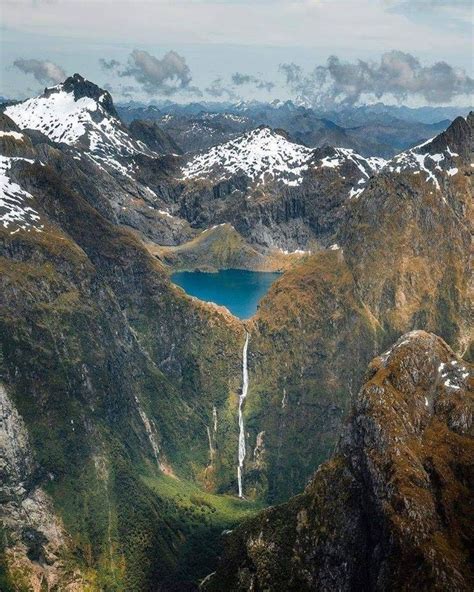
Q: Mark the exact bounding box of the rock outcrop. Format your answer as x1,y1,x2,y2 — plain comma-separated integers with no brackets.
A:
0,384,85,590
205,331,473,591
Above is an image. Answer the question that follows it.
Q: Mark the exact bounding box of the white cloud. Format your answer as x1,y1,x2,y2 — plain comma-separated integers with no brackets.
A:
2,0,471,56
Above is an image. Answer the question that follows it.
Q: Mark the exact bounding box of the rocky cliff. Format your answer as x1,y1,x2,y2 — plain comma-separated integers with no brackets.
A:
0,111,250,589
205,331,473,591
234,112,472,502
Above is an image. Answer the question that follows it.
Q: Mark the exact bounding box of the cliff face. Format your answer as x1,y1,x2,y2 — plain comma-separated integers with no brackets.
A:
206,331,473,592
0,384,84,590
239,114,472,501
0,115,249,589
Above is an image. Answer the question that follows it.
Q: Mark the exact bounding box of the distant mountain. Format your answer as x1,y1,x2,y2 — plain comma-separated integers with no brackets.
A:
117,99,461,158
322,102,473,126
154,111,254,152
118,103,163,124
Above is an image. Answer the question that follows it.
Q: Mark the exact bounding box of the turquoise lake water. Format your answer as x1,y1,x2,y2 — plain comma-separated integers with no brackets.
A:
171,269,281,319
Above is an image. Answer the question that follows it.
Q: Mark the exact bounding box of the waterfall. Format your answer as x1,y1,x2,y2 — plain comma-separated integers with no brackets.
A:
134,395,165,471
206,425,215,460
237,332,249,498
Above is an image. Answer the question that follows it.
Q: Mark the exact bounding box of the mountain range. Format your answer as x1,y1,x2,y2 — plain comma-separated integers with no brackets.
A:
0,74,472,591
116,99,469,158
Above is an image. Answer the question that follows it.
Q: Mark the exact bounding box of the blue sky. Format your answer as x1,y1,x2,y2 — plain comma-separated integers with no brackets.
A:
1,0,473,105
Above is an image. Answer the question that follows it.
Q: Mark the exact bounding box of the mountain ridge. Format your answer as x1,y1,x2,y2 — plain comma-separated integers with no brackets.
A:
204,331,473,592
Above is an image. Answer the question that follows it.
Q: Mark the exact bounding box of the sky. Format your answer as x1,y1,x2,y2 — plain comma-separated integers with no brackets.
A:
1,0,473,107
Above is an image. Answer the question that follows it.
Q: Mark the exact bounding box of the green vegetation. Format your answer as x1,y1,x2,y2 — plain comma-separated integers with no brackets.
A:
143,472,263,586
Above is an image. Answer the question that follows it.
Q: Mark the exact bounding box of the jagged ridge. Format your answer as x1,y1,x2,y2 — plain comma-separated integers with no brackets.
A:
205,331,473,592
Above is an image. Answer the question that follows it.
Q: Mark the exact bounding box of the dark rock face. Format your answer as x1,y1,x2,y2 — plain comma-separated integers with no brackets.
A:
425,114,472,160
128,119,183,155
205,331,474,592
60,73,119,118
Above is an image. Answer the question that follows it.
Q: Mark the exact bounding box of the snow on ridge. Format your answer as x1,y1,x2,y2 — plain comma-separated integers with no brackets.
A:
0,130,25,141
0,155,43,234
317,147,385,200
383,140,462,189
4,87,154,169
5,90,99,145
319,148,385,177
182,128,388,192
182,127,314,186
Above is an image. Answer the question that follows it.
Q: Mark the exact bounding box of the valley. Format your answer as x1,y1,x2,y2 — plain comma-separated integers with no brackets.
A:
0,72,472,591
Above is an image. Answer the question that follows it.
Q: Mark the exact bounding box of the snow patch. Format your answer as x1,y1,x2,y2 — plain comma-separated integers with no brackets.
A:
0,155,44,233
0,130,24,140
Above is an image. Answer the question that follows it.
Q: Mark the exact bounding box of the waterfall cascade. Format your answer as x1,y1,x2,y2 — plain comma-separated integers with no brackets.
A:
237,332,249,498
134,395,165,471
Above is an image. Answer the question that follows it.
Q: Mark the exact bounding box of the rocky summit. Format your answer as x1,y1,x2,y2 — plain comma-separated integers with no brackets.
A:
204,331,473,592
0,72,472,591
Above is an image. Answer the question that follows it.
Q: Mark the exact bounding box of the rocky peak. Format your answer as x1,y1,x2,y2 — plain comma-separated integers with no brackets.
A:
40,73,118,120
4,75,157,176
384,112,472,186
205,331,473,591
420,112,472,163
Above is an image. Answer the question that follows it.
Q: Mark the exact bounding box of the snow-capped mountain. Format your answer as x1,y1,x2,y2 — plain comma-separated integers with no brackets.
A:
182,127,315,187
181,126,385,191
2,75,471,253
383,114,472,189
4,74,155,175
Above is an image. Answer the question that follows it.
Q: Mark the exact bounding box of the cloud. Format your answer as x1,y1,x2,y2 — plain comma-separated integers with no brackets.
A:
205,77,240,101
13,58,65,84
280,51,474,107
231,72,275,92
103,82,138,99
388,0,472,11
119,49,200,96
99,58,120,71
